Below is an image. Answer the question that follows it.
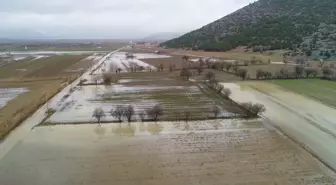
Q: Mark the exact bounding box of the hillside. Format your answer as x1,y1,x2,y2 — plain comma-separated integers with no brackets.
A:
161,0,336,60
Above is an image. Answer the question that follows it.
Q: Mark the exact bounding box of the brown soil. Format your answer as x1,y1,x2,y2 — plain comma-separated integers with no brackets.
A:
0,120,334,185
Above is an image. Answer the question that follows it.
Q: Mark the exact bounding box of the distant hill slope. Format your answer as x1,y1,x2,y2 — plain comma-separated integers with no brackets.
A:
162,0,336,60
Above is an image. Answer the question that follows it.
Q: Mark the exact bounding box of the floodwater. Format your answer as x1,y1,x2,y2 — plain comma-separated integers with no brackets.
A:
0,119,335,185
48,85,199,123
0,88,28,109
92,52,170,74
222,82,336,171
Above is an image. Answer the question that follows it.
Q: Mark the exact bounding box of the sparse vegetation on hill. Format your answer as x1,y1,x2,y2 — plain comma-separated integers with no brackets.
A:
162,0,336,59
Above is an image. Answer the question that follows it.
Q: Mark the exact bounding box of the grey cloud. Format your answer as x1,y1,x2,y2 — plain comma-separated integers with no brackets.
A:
0,0,254,39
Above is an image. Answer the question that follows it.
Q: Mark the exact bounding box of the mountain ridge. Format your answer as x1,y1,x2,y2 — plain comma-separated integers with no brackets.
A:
161,0,336,59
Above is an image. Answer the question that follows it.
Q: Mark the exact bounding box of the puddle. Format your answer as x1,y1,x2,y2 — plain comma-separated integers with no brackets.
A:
0,88,29,109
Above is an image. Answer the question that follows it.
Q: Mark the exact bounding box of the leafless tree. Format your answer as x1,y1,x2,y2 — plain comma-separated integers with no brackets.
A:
212,106,221,118
224,62,232,72
182,55,189,61
237,68,248,80
111,105,124,123
280,68,289,78
196,65,204,75
102,73,113,85
184,111,191,122
216,83,224,93
146,104,164,122
295,65,304,78
319,59,325,68
173,111,181,121
322,67,333,78
180,68,192,80
92,76,99,86
169,64,176,72
241,102,266,117
117,68,122,73
92,108,105,123
330,63,335,69
138,112,146,122
205,71,215,81
304,67,317,78
222,88,232,99
159,63,164,71
123,105,135,123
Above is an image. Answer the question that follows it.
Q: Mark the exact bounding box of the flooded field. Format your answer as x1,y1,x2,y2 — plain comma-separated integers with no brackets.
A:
92,52,170,74
0,88,28,109
0,119,335,185
222,81,336,171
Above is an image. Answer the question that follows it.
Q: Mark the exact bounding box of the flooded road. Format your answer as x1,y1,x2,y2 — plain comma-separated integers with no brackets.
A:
222,82,336,171
0,120,335,185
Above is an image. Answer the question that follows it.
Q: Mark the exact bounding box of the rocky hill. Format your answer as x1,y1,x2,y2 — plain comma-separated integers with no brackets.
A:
161,0,336,60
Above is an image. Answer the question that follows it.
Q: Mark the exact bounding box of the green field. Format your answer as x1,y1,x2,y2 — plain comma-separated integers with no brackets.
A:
269,79,336,107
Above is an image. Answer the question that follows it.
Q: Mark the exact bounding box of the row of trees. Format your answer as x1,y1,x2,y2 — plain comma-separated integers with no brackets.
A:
92,103,164,124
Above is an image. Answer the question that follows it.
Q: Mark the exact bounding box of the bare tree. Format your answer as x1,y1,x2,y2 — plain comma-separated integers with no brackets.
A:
224,62,232,72
147,104,164,122
122,105,135,123
304,67,317,78
216,83,224,93
322,67,333,78
212,106,221,118
93,108,105,123
111,105,124,123
117,68,122,74
173,111,181,121
256,69,265,79
169,64,176,72
180,68,192,80
280,68,289,78
184,111,191,122
182,55,189,61
295,65,304,78
196,65,204,75
237,68,248,80
222,88,232,99
92,76,99,86
138,112,146,122
319,59,325,68
102,73,113,85
241,102,266,117
205,71,215,81
159,63,164,71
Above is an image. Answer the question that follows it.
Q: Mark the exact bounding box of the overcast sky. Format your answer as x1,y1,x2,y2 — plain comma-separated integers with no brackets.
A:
0,0,254,39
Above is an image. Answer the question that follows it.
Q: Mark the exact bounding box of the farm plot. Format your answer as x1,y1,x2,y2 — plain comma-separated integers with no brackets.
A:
0,88,29,109
0,119,335,185
269,79,336,108
92,52,169,74
47,71,243,124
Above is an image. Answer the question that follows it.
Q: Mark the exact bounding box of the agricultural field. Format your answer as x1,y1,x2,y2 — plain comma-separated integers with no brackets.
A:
1,119,335,185
45,52,244,124
269,79,336,108
0,51,106,140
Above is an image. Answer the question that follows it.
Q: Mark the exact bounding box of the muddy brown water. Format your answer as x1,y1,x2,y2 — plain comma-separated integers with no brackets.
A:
222,82,336,172
0,120,335,185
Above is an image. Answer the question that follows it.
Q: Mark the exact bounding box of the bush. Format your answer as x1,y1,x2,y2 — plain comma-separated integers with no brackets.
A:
146,104,164,121
205,71,215,81
222,88,232,99
102,73,113,85
237,68,248,80
240,102,266,117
